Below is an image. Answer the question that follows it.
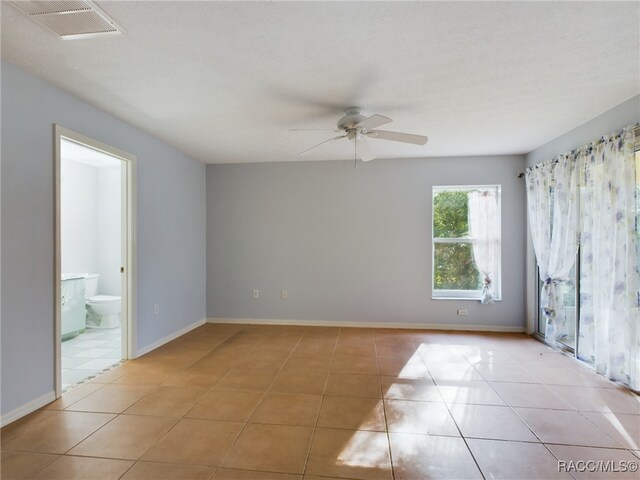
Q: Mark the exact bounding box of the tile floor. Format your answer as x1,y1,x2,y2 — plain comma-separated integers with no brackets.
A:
3,323,640,480
62,327,122,389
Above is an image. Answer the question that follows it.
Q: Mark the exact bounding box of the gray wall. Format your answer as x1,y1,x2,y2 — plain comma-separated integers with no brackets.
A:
526,95,640,167
207,155,527,329
1,62,206,416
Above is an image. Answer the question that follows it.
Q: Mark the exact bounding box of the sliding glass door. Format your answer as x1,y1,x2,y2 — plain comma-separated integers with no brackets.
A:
537,256,578,353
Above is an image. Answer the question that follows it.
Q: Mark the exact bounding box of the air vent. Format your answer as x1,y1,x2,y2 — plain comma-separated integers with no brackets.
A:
10,1,125,39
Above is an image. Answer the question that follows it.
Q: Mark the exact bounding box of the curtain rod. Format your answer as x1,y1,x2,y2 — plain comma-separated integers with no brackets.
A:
516,123,640,178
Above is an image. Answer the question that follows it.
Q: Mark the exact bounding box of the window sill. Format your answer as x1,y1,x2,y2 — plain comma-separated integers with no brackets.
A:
431,296,502,302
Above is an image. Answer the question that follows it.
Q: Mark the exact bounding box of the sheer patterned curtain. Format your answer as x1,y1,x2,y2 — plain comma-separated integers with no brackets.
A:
525,156,579,342
468,189,500,304
577,126,639,390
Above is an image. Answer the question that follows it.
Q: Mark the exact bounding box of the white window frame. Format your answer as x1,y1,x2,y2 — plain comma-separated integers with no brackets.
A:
432,185,502,301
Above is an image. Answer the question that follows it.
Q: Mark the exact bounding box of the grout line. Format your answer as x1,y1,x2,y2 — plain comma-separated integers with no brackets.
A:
300,327,340,477
374,330,397,480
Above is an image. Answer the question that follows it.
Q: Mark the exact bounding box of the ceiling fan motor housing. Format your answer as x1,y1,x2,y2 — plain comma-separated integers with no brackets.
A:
337,106,366,132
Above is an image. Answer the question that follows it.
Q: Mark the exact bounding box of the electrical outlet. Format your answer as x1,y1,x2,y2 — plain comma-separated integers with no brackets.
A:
281,289,288,300
154,304,159,315
253,289,259,299
457,309,467,316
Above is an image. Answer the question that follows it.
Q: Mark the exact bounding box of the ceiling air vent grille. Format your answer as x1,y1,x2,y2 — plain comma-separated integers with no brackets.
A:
10,1,125,39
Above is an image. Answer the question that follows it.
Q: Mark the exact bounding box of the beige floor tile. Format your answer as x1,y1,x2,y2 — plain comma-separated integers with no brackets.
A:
112,368,178,385
490,382,574,410
385,399,459,436
449,403,538,442
437,380,506,406
374,343,419,359
68,414,177,460
270,369,328,395
44,383,106,410
250,393,322,426
381,377,442,402
580,411,640,450
1,411,115,454
124,386,207,417
317,396,386,431
186,388,263,422
515,408,623,448
529,366,617,388
331,354,378,375
89,365,127,384
0,451,59,479
292,338,337,356
456,347,517,365
418,345,469,364
305,428,392,480
547,444,640,479
122,461,215,480
474,363,539,383
325,374,381,398
389,433,481,480
334,342,377,357
282,354,333,373
427,362,484,382
303,476,346,480
467,438,571,480
142,418,243,466
550,386,640,415
214,468,301,479
377,357,430,378
0,409,60,443
162,370,226,389
32,455,133,480
222,424,313,474
64,384,157,413
215,368,277,391
338,329,374,344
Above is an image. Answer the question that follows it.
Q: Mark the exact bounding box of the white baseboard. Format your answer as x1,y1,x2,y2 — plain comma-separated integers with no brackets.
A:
207,317,525,333
1,390,56,427
134,318,206,357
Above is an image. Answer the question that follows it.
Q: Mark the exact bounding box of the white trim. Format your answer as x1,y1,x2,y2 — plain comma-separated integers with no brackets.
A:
133,318,207,358
207,318,525,333
0,391,56,427
54,125,137,398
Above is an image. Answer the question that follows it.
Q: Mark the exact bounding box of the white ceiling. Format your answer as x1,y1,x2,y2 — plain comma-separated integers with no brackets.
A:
2,1,638,164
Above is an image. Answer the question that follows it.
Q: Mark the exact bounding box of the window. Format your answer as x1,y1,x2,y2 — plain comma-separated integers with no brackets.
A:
432,185,501,300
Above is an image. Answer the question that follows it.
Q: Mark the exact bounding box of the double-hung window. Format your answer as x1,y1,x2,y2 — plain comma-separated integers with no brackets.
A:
432,185,502,301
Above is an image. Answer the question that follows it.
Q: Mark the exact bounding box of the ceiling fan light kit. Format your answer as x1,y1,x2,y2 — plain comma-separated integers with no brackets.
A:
295,107,428,163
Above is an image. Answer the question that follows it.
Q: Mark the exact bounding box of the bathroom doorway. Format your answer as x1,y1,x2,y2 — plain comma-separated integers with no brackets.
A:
54,126,136,396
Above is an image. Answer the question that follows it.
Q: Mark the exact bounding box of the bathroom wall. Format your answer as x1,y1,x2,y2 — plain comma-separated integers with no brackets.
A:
61,158,99,275
61,157,122,296
97,166,122,296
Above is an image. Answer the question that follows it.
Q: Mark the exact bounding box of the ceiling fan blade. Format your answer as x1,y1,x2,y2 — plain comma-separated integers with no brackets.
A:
366,130,428,145
356,136,376,162
356,114,392,130
298,135,347,156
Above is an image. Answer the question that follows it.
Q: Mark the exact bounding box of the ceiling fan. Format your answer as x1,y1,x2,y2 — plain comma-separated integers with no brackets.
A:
293,106,428,162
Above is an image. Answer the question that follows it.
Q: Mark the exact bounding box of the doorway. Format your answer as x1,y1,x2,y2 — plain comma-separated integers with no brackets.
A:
54,126,136,397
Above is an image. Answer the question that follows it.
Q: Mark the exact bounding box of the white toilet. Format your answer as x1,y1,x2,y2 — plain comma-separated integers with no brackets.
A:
84,273,121,329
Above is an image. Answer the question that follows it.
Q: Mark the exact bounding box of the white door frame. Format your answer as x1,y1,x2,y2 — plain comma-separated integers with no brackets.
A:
54,125,137,397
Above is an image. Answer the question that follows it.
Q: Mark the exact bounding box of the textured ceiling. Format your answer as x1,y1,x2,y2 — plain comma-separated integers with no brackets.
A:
2,1,639,164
